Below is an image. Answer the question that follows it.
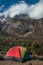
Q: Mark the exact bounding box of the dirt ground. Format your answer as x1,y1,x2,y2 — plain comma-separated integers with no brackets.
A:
0,60,43,65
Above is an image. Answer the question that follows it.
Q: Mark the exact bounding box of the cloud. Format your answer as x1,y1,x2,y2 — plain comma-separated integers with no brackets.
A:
29,0,43,19
1,1,29,17
0,0,43,19
0,5,5,10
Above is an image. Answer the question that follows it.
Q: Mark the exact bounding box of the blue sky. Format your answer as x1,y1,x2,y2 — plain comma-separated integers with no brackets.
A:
0,0,39,12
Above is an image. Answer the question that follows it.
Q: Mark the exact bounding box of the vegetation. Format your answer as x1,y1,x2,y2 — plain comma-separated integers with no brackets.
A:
0,37,43,56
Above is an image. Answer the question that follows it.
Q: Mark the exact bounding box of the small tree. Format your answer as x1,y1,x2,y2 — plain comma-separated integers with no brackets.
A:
31,42,41,55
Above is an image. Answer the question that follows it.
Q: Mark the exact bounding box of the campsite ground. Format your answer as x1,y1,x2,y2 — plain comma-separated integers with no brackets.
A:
0,60,43,65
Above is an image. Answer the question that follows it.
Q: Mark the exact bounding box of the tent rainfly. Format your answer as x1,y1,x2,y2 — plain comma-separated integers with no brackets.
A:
5,46,31,62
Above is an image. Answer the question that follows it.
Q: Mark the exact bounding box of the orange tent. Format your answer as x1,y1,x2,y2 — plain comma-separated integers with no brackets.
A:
5,46,31,62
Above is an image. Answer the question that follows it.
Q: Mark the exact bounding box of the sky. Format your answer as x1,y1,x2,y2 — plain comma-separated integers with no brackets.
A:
0,0,43,19
0,0,39,12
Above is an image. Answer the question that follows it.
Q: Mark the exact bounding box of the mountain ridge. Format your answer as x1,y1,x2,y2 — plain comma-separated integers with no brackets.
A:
0,14,43,38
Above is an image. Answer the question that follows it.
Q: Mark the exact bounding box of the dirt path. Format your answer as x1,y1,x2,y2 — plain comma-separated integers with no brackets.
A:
0,60,43,65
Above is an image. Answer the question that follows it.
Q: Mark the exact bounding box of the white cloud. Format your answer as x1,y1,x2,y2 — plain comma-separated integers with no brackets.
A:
29,0,43,19
2,1,29,17
0,5,5,10
0,0,43,19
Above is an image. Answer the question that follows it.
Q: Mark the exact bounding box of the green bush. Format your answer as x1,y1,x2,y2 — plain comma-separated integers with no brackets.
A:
31,42,43,55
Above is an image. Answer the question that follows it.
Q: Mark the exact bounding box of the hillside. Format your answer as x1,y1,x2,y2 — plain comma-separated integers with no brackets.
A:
0,14,43,39
0,14,43,58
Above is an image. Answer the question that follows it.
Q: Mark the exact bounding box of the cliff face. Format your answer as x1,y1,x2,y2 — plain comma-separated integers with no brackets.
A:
0,14,43,38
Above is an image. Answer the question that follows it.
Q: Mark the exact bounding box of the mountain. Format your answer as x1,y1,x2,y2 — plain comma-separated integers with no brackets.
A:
0,14,43,39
